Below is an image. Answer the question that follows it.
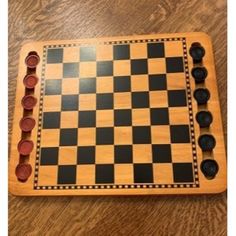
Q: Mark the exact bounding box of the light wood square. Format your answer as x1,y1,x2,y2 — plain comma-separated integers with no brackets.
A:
149,91,168,108
96,77,113,93
78,128,95,146
96,44,113,61
79,94,96,110
114,60,131,76
62,78,79,94
114,164,134,184
131,75,149,91
133,144,152,163
167,73,186,90
114,92,131,109
38,166,58,186
169,107,189,125
96,110,114,127
45,64,63,79
43,95,61,112
41,129,60,147
130,43,147,59
114,127,132,145
96,145,114,163
153,163,173,184
63,47,80,62
151,125,170,144
164,41,184,57
58,147,77,165
61,111,78,128
132,108,150,126
79,62,96,77
77,165,95,185
171,144,193,163
148,58,166,74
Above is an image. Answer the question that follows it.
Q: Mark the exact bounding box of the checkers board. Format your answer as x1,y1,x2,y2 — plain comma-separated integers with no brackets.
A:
9,32,227,196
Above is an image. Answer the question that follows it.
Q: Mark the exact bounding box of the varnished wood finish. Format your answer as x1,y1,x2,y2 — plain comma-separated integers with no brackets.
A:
9,0,227,235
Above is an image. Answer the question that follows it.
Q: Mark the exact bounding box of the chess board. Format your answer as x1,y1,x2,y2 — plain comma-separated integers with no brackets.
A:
9,32,227,196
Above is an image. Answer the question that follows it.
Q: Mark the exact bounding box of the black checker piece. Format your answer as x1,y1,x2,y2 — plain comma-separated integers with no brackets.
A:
80,46,96,61
147,43,165,58
45,80,62,95
173,163,194,183
133,126,151,144
114,76,131,92
132,92,149,108
152,144,172,163
149,74,167,91
47,48,63,64
77,146,95,164
43,112,61,129
79,111,96,127
96,94,113,110
131,59,148,75
97,61,113,76
40,147,58,165
63,63,79,78
150,108,169,125
166,57,184,73
115,145,133,163
96,164,114,184
134,164,153,183
60,128,78,146
58,165,76,184
96,127,114,145
62,95,78,111
79,78,96,94
168,90,187,107
113,45,130,60
170,125,190,143
114,109,132,126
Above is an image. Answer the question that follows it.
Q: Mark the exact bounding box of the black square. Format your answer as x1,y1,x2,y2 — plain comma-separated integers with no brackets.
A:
97,61,113,76
170,125,190,143
113,44,130,60
96,127,114,145
173,163,194,182
149,74,167,91
62,95,78,111
147,43,165,58
168,90,187,107
79,78,96,94
134,164,153,183
80,46,96,61
60,128,78,146
63,63,79,78
47,48,63,64
115,145,133,163
166,57,184,73
40,147,58,165
152,144,172,163
132,92,149,108
43,112,61,129
77,146,95,164
133,126,151,144
96,94,113,110
150,108,169,125
114,76,131,92
114,109,132,126
45,79,62,95
79,111,96,127
131,59,148,75
58,165,76,184
96,164,114,184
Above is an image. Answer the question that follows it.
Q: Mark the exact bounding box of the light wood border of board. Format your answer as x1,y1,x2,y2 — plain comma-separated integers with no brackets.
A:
9,32,227,196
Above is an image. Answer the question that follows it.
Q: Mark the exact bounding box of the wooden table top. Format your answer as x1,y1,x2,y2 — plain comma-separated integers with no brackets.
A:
9,0,227,235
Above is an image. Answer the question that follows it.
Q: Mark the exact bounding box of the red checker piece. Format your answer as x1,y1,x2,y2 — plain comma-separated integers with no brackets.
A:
21,95,37,110
17,139,34,156
15,163,32,182
19,116,36,132
23,74,38,89
25,54,40,68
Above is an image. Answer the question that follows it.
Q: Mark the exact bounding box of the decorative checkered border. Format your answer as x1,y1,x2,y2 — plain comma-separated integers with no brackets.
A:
33,37,199,190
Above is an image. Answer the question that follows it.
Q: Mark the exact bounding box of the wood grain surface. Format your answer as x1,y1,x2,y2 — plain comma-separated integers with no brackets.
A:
9,0,227,235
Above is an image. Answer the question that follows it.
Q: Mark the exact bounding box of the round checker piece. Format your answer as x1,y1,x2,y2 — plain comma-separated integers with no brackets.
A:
19,116,36,132
15,163,32,182
201,159,219,179
198,134,216,151
194,88,210,105
191,67,208,84
25,54,40,68
21,95,37,110
196,111,213,128
189,43,205,62
23,74,38,89
17,140,34,155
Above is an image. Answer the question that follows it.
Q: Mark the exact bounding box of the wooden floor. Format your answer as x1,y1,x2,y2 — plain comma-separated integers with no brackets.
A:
8,0,227,235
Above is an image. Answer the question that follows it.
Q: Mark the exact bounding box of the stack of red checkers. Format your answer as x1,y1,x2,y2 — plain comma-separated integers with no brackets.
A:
25,54,40,68
15,163,32,182
21,95,37,110
19,116,36,132
17,140,34,155
23,74,38,89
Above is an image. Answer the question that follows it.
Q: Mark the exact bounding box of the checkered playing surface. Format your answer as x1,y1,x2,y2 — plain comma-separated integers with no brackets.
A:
35,38,198,189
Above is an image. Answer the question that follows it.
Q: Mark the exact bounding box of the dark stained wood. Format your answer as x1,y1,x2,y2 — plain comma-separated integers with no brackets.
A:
9,0,227,235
